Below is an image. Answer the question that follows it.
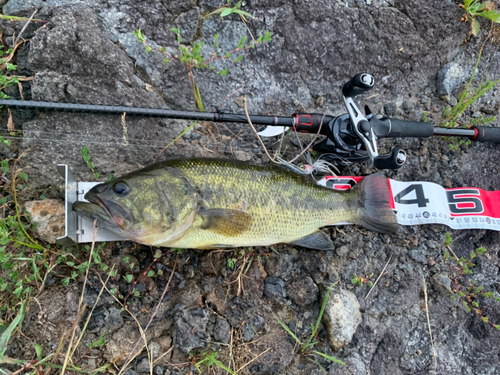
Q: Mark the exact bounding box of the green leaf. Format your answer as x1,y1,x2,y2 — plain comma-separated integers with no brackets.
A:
263,30,272,42
312,351,345,365
237,36,246,50
145,45,152,53
464,0,475,8
217,68,228,76
17,172,28,182
444,232,453,247
34,343,43,360
171,27,180,35
476,247,487,254
147,270,155,277
220,8,232,17
225,51,232,58
124,274,133,283
1,160,9,174
0,302,26,358
471,18,481,36
88,334,106,348
133,29,145,42
480,9,500,22
233,9,254,18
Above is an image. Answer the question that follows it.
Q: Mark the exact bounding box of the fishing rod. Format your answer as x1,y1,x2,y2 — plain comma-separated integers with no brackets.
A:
1,73,500,170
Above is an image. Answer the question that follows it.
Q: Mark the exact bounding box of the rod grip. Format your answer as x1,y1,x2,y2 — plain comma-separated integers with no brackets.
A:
385,118,434,138
472,126,500,143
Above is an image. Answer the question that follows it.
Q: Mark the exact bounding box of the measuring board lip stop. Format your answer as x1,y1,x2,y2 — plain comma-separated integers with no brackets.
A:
56,164,125,245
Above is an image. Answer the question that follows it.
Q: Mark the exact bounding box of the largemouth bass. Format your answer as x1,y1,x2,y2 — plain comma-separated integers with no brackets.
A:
73,158,397,250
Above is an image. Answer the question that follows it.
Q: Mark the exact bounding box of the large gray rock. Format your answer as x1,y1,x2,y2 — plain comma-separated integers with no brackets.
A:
19,4,204,188
437,62,466,97
247,334,295,375
322,288,362,351
174,309,209,353
28,5,160,107
24,199,65,243
3,0,44,16
105,324,143,366
287,276,319,306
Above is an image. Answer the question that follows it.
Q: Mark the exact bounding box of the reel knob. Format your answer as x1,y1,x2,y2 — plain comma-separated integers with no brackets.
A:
342,73,374,98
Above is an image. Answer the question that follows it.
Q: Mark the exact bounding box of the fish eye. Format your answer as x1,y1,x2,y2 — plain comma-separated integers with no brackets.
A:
112,182,129,197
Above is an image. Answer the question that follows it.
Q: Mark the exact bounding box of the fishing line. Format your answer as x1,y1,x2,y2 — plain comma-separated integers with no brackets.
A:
0,134,274,155
0,124,285,146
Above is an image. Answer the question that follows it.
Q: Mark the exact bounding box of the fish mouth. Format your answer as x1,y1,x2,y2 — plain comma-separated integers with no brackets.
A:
73,201,123,235
73,198,134,235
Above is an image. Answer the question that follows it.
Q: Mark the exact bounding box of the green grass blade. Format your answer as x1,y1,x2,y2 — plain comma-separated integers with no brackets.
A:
195,86,204,112
305,357,326,374
0,15,46,22
274,315,301,344
0,301,26,359
302,341,319,350
215,359,237,375
313,351,346,365
302,282,337,351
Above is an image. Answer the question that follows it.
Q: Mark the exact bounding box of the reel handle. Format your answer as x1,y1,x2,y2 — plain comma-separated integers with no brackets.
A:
373,148,407,170
342,73,374,98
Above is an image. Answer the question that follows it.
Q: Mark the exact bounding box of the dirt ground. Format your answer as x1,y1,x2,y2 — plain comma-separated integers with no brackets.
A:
1,0,500,374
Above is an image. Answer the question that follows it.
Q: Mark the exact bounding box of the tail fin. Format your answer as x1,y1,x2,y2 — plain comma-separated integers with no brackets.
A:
351,173,398,234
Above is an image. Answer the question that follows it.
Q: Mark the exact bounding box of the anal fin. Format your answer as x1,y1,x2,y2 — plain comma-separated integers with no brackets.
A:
290,231,334,251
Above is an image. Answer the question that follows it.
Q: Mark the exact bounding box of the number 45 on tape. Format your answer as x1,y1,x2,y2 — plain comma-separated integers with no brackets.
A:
318,176,500,231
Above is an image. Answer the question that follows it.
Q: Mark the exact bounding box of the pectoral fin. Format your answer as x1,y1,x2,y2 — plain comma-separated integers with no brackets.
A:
290,231,334,251
198,209,252,237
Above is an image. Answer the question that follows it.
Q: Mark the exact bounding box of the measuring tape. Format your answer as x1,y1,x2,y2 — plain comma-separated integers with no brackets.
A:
317,176,500,231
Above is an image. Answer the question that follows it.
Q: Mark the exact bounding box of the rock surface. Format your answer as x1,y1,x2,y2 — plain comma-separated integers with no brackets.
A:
287,276,319,306
2,0,500,374
174,309,209,353
24,199,65,243
322,287,362,351
436,62,466,97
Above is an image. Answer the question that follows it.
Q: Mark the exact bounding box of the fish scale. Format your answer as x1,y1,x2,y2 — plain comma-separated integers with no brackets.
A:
152,159,355,248
74,158,398,250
